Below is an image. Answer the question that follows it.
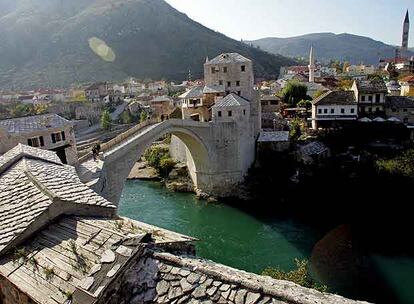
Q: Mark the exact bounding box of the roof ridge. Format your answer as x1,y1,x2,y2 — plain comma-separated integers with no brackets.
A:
23,164,60,203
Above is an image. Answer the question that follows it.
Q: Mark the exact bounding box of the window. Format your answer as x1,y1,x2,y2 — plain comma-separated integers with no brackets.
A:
341,108,345,114
324,109,328,114
404,108,408,112
351,108,355,114
223,67,228,73
392,108,397,113
241,65,246,72
61,131,66,141
270,101,278,105
236,81,240,86
376,107,380,112
227,81,231,87
228,110,232,117
331,109,335,114
219,80,223,85
218,111,222,117
237,91,241,96
51,132,62,143
226,91,230,95
368,96,373,102
28,137,39,147
361,95,366,102
211,67,215,74
243,109,246,115
375,94,381,103
318,109,322,114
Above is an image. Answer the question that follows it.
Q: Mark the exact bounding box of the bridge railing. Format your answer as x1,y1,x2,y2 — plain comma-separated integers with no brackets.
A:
78,118,160,163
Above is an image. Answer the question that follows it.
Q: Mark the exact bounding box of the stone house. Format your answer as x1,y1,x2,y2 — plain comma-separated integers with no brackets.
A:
257,131,290,152
0,114,77,165
399,75,414,96
180,85,226,122
385,96,414,124
0,144,370,304
211,93,250,123
386,80,402,96
204,53,254,101
260,95,282,114
150,95,174,118
85,82,108,102
351,80,388,115
311,91,358,130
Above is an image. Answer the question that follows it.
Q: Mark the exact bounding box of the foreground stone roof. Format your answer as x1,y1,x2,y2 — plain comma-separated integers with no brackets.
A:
0,113,72,134
0,216,195,304
102,248,370,304
0,144,116,255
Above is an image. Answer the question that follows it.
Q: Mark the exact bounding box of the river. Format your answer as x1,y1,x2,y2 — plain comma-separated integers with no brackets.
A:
119,180,414,304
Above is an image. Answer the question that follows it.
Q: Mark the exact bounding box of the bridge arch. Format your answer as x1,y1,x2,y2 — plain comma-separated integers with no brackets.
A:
97,120,213,204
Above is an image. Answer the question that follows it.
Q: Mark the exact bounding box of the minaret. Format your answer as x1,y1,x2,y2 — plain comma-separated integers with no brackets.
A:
308,46,315,83
402,10,410,52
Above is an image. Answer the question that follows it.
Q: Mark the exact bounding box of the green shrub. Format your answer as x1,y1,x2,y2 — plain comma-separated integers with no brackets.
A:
262,259,328,292
376,149,414,178
159,157,176,177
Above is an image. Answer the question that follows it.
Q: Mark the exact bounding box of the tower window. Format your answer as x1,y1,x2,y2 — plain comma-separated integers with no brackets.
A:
218,111,222,117
241,65,246,72
227,81,231,87
243,109,246,115
223,67,228,73
211,67,215,74
236,81,240,86
219,80,223,85
237,91,241,96
228,111,232,117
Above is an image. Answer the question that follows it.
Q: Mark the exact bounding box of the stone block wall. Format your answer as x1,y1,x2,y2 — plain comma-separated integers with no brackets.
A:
0,276,34,304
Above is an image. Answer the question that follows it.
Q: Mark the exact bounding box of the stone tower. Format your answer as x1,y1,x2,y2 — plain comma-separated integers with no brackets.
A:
402,10,410,52
204,53,254,100
308,46,315,83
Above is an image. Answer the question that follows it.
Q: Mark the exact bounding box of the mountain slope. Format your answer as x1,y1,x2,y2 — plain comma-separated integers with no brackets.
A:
249,33,413,64
0,0,297,89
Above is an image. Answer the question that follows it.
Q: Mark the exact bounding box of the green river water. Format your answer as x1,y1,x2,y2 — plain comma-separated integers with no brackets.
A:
119,180,414,304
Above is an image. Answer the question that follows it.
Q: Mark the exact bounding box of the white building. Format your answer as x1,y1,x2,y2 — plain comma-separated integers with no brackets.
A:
311,91,358,130
351,80,388,115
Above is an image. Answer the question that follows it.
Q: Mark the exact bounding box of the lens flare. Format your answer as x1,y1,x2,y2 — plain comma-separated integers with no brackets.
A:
88,37,116,62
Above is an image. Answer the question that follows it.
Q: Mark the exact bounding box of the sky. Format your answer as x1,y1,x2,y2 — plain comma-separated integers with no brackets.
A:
165,0,414,46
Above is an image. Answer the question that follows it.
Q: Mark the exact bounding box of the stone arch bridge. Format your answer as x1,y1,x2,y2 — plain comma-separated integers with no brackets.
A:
86,118,256,205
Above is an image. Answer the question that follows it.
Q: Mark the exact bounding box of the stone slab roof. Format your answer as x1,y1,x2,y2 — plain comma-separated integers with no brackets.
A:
355,80,388,94
0,216,195,304
0,113,72,134
179,86,204,99
386,96,414,109
312,91,357,106
213,93,250,108
258,131,290,143
0,145,116,255
203,85,225,94
299,141,329,157
109,248,371,304
151,95,173,103
206,53,251,65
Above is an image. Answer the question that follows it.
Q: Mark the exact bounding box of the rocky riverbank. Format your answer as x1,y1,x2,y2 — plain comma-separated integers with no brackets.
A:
128,160,196,194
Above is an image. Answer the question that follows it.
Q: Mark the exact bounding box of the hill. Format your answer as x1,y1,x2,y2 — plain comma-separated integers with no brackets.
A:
249,33,414,64
0,0,297,89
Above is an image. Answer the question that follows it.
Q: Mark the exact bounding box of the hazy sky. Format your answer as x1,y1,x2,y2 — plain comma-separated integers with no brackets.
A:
165,0,414,46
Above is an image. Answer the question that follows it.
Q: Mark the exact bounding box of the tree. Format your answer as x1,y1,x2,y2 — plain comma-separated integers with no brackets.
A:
140,111,149,123
339,79,354,91
281,81,309,106
120,110,132,124
297,99,312,109
100,110,112,131
377,149,414,178
313,90,327,100
289,118,304,141
262,259,328,292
